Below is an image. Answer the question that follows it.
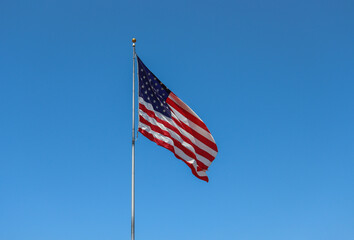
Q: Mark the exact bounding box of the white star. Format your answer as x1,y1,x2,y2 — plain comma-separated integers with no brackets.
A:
163,109,165,112
148,88,150,91
153,100,156,103
141,85,144,88
145,82,148,85
144,91,147,94
151,94,153,97
155,83,157,86
147,97,150,100
143,76,145,79
148,73,150,75
160,103,163,106
154,77,156,80
141,69,143,72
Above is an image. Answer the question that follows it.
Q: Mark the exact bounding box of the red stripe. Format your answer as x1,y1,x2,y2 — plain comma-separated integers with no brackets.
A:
138,128,209,182
167,95,210,133
140,103,215,163
172,116,218,152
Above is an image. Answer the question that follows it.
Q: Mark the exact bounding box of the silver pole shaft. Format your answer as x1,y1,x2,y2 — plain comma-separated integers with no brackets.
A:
131,38,136,240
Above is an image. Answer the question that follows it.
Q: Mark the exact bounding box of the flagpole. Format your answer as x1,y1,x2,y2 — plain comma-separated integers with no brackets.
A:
131,37,136,240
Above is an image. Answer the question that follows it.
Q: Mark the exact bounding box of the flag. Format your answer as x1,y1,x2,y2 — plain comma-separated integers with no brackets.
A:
137,56,218,182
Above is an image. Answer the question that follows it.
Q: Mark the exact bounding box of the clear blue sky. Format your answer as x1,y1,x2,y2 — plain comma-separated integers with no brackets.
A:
1,0,353,239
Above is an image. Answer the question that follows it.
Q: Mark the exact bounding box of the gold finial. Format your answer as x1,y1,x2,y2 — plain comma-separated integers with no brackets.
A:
132,38,136,43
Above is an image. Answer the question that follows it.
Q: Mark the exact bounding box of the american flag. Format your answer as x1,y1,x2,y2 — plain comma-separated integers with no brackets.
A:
137,56,218,182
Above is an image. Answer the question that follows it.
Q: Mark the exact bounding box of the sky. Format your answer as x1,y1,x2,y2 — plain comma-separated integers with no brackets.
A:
0,0,353,239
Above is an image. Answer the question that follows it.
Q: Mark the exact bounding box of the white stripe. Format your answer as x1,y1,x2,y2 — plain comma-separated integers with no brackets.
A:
169,105,216,143
139,122,172,146
139,97,218,157
139,122,205,178
169,92,203,121
139,110,212,167
168,93,216,143
197,170,207,177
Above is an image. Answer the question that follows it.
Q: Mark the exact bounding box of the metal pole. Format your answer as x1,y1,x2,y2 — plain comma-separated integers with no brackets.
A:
131,38,136,240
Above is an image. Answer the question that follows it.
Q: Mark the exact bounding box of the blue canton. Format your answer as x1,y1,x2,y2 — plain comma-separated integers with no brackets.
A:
137,56,172,118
